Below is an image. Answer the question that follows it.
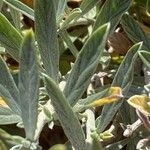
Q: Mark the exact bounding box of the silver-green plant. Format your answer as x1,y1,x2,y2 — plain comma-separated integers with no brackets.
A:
0,0,149,150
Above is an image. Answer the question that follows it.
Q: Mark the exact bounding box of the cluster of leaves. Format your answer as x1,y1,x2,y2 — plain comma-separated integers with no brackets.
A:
0,0,150,150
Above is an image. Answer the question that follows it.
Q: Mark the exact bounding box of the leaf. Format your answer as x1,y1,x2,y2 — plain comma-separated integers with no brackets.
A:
98,42,143,132
0,13,23,61
49,144,67,150
106,138,130,150
93,0,131,33
44,74,86,150
112,43,142,87
146,0,150,16
60,8,82,31
138,50,150,68
63,23,110,106
91,134,104,150
19,30,39,140
121,14,150,50
80,0,99,16
0,128,24,149
9,7,21,30
0,56,20,115
87,87,122,108
35,0,59,82
0,1,3,11
3,0,34,20
73,87,109,112
0,106,21,125
54,0,66,23
127,95,150,116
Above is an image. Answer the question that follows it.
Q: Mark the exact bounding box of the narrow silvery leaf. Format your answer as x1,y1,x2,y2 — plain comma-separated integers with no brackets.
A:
35,0,59,82
138,50,150,68
0,56,20,115
53,0,66,23
64,23,110,106
93,0,131,33
3,0,34,20
0,13,23,61
9,7,21,30
0,107,21,125
98,42,143,132
19,30,39,140
80,0,99,16
112,42,143,87
121,14,150,50
106,138,130,150
44,74,86,150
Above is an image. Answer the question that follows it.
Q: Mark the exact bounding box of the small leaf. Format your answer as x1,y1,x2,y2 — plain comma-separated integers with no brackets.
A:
91,133,104,150
54,0,66,23
49,144,67,150
19,30,39,140
9,7,21,30
127,95,150,116
87,87,122,107
0,56,20,115
35,0,59,82
121,14,150,50
64,23,110,106
44,74,86,150
73,87,109,112
0,13,23,61
146,0,150,16
0,106,21,125
106,138,130,150
138,50,150,68
0,1,3,11
98,42,143,132
80,0,99,16
3,0,34,20
93,0,131,33
99,130,114,140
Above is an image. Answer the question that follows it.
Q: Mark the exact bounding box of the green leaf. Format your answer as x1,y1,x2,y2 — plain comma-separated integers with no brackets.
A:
121,14,150,50
146,0,150,16
106,138,130,150
64,23,110,106
138,50,150,68
0,56,20,115
3,0,34,20
73,87,109,112
0,1,3,11
44,74,85,150
35,0,59,82
0,128,24,149
80,0,99,16
54,0,66,23
60,8,82,31
93,0,131,33
19,30,39,140
112,42,142,87
0,13,23,61
0,107,21,125
59,30,78,57
9,7,21,30
98,42,143,132
49,144,67,150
